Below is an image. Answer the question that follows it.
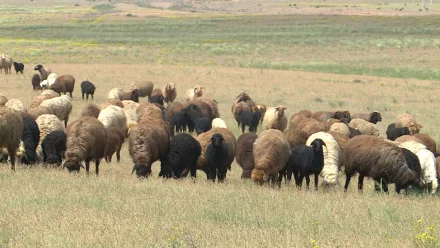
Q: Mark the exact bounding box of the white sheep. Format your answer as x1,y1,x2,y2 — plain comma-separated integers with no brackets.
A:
122,100,140,131
5,98,27,113
39,95,72,127
329,122,350,138
398,141,438,194
98,105,127,135
107,88,124,100
262,106,287,131
395,113,422,134
305,132,341,186
349,118,383,138
211,118,227,128
185,85,203,101
47,73,58,87
35,114,65,159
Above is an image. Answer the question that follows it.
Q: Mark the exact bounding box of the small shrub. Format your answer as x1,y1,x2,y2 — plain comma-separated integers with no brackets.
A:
92,4,114,10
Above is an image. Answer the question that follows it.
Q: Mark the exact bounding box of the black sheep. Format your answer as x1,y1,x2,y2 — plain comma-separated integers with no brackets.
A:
159,133,201,178
195,117,212,135
41,130,67,165
172,110,188,133
187,104,201,133
393,148,422,194
287,138,326,190
206,133,229,182
31,74,41,90
239,111,261,133
386,123,410,141
80,81,96,100
149,94,164,106
21,116,40,165
13,62,24,74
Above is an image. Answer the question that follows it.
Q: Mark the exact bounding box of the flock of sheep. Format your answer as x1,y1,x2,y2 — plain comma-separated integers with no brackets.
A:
0,62,439,195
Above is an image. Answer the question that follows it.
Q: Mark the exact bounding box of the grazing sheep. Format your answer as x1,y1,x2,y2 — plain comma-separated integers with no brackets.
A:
128,81,154,98
231,92,255,113
50,74,75,97
351,111,382,124
304,132,341,186
121,100,140,131
0,54,13,74
98,106,127,135
255,104,267,124
129,118,170,177
252,129,291,185
34,64,51,81
329,122,350,138
108,88,124,100
233,101,252,128
41,130,66,165
35,114,65,159
395,113,422,134
160,133,201,178
63,117,107,175
206,133,230,182
262,106,287,131
283,128,308,149
398,148,422,193
13,62,24,74
195,128,236,179
398,141,438,194
39,95,73,127
20,115,40,165
162,83,177,104
239,110,261,133
0,107,23,170
386,123,410,141
211,118,227,128
80,103,101,118
196,98,220,118
349,118,383,138
5,99,27,113
149,88,164,105
195,117,212,135
121,89,140,103
80,81,96,100
105,128,125,163
235,133,258,178
136,102,164,122
185,85,203,101
287,138,326,190
32,74,41,90
341,135,421,193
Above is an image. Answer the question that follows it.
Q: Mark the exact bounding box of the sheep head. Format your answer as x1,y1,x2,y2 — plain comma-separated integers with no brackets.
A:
167,83,175,91
370,111,382,124
132,164,152,178
63,159,83,173
275,106,286,117
310,138,326,154
210,133,225,147
34,64,43,71
401,127,410,136
251,168,264,183
408,123,421,135
194,86,203,97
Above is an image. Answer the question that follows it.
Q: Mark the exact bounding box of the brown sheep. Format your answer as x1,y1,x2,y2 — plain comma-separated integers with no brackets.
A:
351,111,382,124
235,133,258,178
341,135,421,193
195,128,236,178
326,130,349,152
50,74,75,97
0,107,23,170
184,100,215,121
105,128,125,163
101,99,124,110
121,89,140,103
323,118,341,131
137,103,164,122
165,101,184,122
282,128,308,149
162,83,177,104
80,103,101,119
0,94,8,106
63,117,107,175
231,92,255,113
129,117,170,177
255,104,266,124
312,111,351,123
233,101,251,127
196,97,220,118
128,81,154,98
395,134,437,154
29,94,56,109
252,129,291,185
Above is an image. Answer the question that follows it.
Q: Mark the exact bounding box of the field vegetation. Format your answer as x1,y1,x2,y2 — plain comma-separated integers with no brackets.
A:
0,0,439,247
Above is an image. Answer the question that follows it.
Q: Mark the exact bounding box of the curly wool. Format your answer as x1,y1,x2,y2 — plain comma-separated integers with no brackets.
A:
212,118,227,128
395,113,422,134
329,122,350,138
306,132,341,186
39,95,72,127
262,106,287,131
98,105,127,135
349,118,383,138
107,88,124,100
5,99,27,113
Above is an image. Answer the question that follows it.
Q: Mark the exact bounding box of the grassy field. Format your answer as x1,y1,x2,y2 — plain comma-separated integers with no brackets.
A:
0,1,440,247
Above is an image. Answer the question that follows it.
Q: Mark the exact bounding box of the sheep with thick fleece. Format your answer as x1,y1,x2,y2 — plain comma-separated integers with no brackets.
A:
351,111,382,124
41,130,66,165
263,106,287,131
162,83,177,104
80,103,101,118
185,85,203,101
122,100,140,131
39,95,72,127
35,114,65,159
196,98,220,118
398,141,438,194
282,128,308,149
395,134,436,154
129,118,170,177
107,88,124,100
395,113,422,134
252,129,290,185
326,131,349,152
5,99,27,113
0,107,23,170
136,102,163,122
349,118,383,138
289,116,325,138
105,128,125,163
98,105,127,135
50,74,75,97
329,122,350,138
235,133,258,178
64,117,107,175
305,132,341,186
128,81,154,98
212,118,227,128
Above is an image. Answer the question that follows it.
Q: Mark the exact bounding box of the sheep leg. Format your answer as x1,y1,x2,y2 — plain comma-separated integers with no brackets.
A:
381,180,389,193
95,159,100,176
305,175,311,190
373,178,382,192
357,175,364,192
116,148,121,163
298,174,304,189
8,147,16,171
189,165,197,178
82,92,85,100
241,124,245,134
85,161,90,175
314,173,319,191
293,172,300,188
344,174,352,192
69,92,72,97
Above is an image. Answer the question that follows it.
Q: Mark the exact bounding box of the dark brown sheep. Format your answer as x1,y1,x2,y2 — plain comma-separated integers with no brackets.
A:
32,74,41,90
105,128,125,163
395,134,437,154
149,88,164,106
235,133,258,178
351,111,382,124
0,107,23,170
341,135,421,193
196,97,220,118
283,128,308,149
231,92,255,113
184,100,214,121
50,74,75,97
312,111,351,123
80,103,101,118
121,89,140,103
232,101,252,128
165,101,184,122
63,117,107,175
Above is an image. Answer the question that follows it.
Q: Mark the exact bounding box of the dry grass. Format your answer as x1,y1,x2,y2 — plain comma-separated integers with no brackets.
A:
0,1,439,247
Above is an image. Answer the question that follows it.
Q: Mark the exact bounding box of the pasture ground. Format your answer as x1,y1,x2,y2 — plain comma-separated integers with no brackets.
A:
0,1,439,247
